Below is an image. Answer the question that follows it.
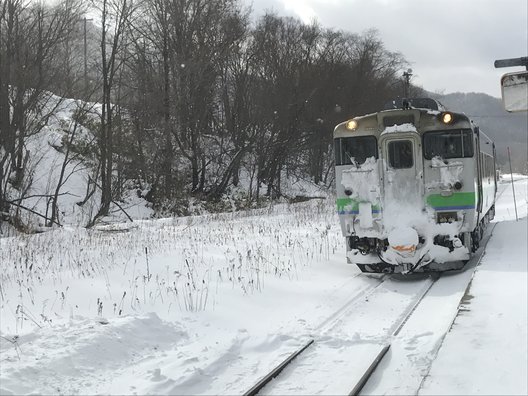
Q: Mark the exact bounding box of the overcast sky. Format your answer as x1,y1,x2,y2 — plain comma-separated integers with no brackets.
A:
244,0,528,98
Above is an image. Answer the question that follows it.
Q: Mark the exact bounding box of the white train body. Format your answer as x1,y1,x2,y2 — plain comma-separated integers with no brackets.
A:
334,99,497,273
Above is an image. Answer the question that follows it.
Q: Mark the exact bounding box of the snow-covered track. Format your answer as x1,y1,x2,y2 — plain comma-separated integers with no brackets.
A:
242,273,440,395
313,273,388,333
349,273,440,395
355,222,498,396
242,274,388,396
242,223,496,396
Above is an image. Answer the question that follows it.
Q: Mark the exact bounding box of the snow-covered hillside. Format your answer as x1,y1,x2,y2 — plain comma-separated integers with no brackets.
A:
0,176,526,395
1,95,154,235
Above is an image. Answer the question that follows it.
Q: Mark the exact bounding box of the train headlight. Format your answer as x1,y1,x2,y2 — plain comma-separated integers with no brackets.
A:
441,112,453,124
345,119,358,131
454,181,463,190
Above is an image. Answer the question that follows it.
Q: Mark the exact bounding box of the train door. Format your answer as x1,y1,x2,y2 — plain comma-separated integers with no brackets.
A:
381,136,423,221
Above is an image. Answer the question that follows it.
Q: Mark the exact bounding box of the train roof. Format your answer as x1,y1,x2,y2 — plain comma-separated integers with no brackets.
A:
383,97,447,111
333,103,474,138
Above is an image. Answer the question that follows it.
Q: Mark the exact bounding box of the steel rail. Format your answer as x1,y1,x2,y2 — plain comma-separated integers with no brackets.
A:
348,344,391,396
242,338,315,396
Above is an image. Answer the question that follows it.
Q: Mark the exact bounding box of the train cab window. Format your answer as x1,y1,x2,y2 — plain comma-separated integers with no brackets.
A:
423,129,474,160
388,140,413,169
334,136,378,166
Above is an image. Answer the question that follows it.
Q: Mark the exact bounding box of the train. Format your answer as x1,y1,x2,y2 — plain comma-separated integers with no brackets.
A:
333,98,497,273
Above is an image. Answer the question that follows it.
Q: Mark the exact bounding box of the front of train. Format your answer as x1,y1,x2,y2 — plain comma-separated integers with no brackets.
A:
334,99,476,273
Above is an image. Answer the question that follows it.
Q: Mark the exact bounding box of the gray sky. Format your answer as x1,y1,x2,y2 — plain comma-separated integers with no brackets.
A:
244,0,528,98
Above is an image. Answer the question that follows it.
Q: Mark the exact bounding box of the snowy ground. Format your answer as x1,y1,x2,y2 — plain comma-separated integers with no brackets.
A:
420,175,528,396
0,176,527,395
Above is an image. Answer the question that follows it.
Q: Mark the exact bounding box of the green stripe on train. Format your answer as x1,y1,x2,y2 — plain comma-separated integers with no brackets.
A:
336,198,381,213
338,192,476,212
426,192,476,209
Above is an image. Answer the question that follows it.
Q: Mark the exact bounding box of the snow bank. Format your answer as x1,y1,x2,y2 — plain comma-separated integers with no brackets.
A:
420,218,528,395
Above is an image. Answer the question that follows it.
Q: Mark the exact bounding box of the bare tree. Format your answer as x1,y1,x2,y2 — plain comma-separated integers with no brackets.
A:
0,0,83,227
90,0,135,224
48,102,96,226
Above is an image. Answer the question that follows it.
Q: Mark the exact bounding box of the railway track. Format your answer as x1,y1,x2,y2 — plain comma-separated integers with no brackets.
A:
242,224,496,396
242,274,436,396
243,274,388,396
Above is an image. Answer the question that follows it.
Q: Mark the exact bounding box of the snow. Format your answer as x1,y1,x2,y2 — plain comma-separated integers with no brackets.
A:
387,226,419,260
376,188,468,267
494,174,528,221
430,156,463,188
361,259,483,395
0,176,527,395
502,72,528,112
419,218,528,395
2,94,153,232
340,156,380,204
381,123,417,134
358,201,373,228
418,175,528,395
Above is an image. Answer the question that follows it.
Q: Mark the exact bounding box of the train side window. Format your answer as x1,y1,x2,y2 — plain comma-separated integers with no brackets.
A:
388,140,413,169
334,136,378,166
483,154,493,179
479,153,484,178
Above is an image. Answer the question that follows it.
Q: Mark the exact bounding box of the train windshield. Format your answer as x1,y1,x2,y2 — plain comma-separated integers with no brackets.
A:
423,129,474,160
335,136,378,166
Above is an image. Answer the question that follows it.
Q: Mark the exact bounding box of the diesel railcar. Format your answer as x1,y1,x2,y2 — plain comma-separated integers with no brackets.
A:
334,98,497,273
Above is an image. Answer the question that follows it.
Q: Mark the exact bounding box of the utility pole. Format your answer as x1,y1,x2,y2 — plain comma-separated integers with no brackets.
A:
403,69,413,98
507,147,519,221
